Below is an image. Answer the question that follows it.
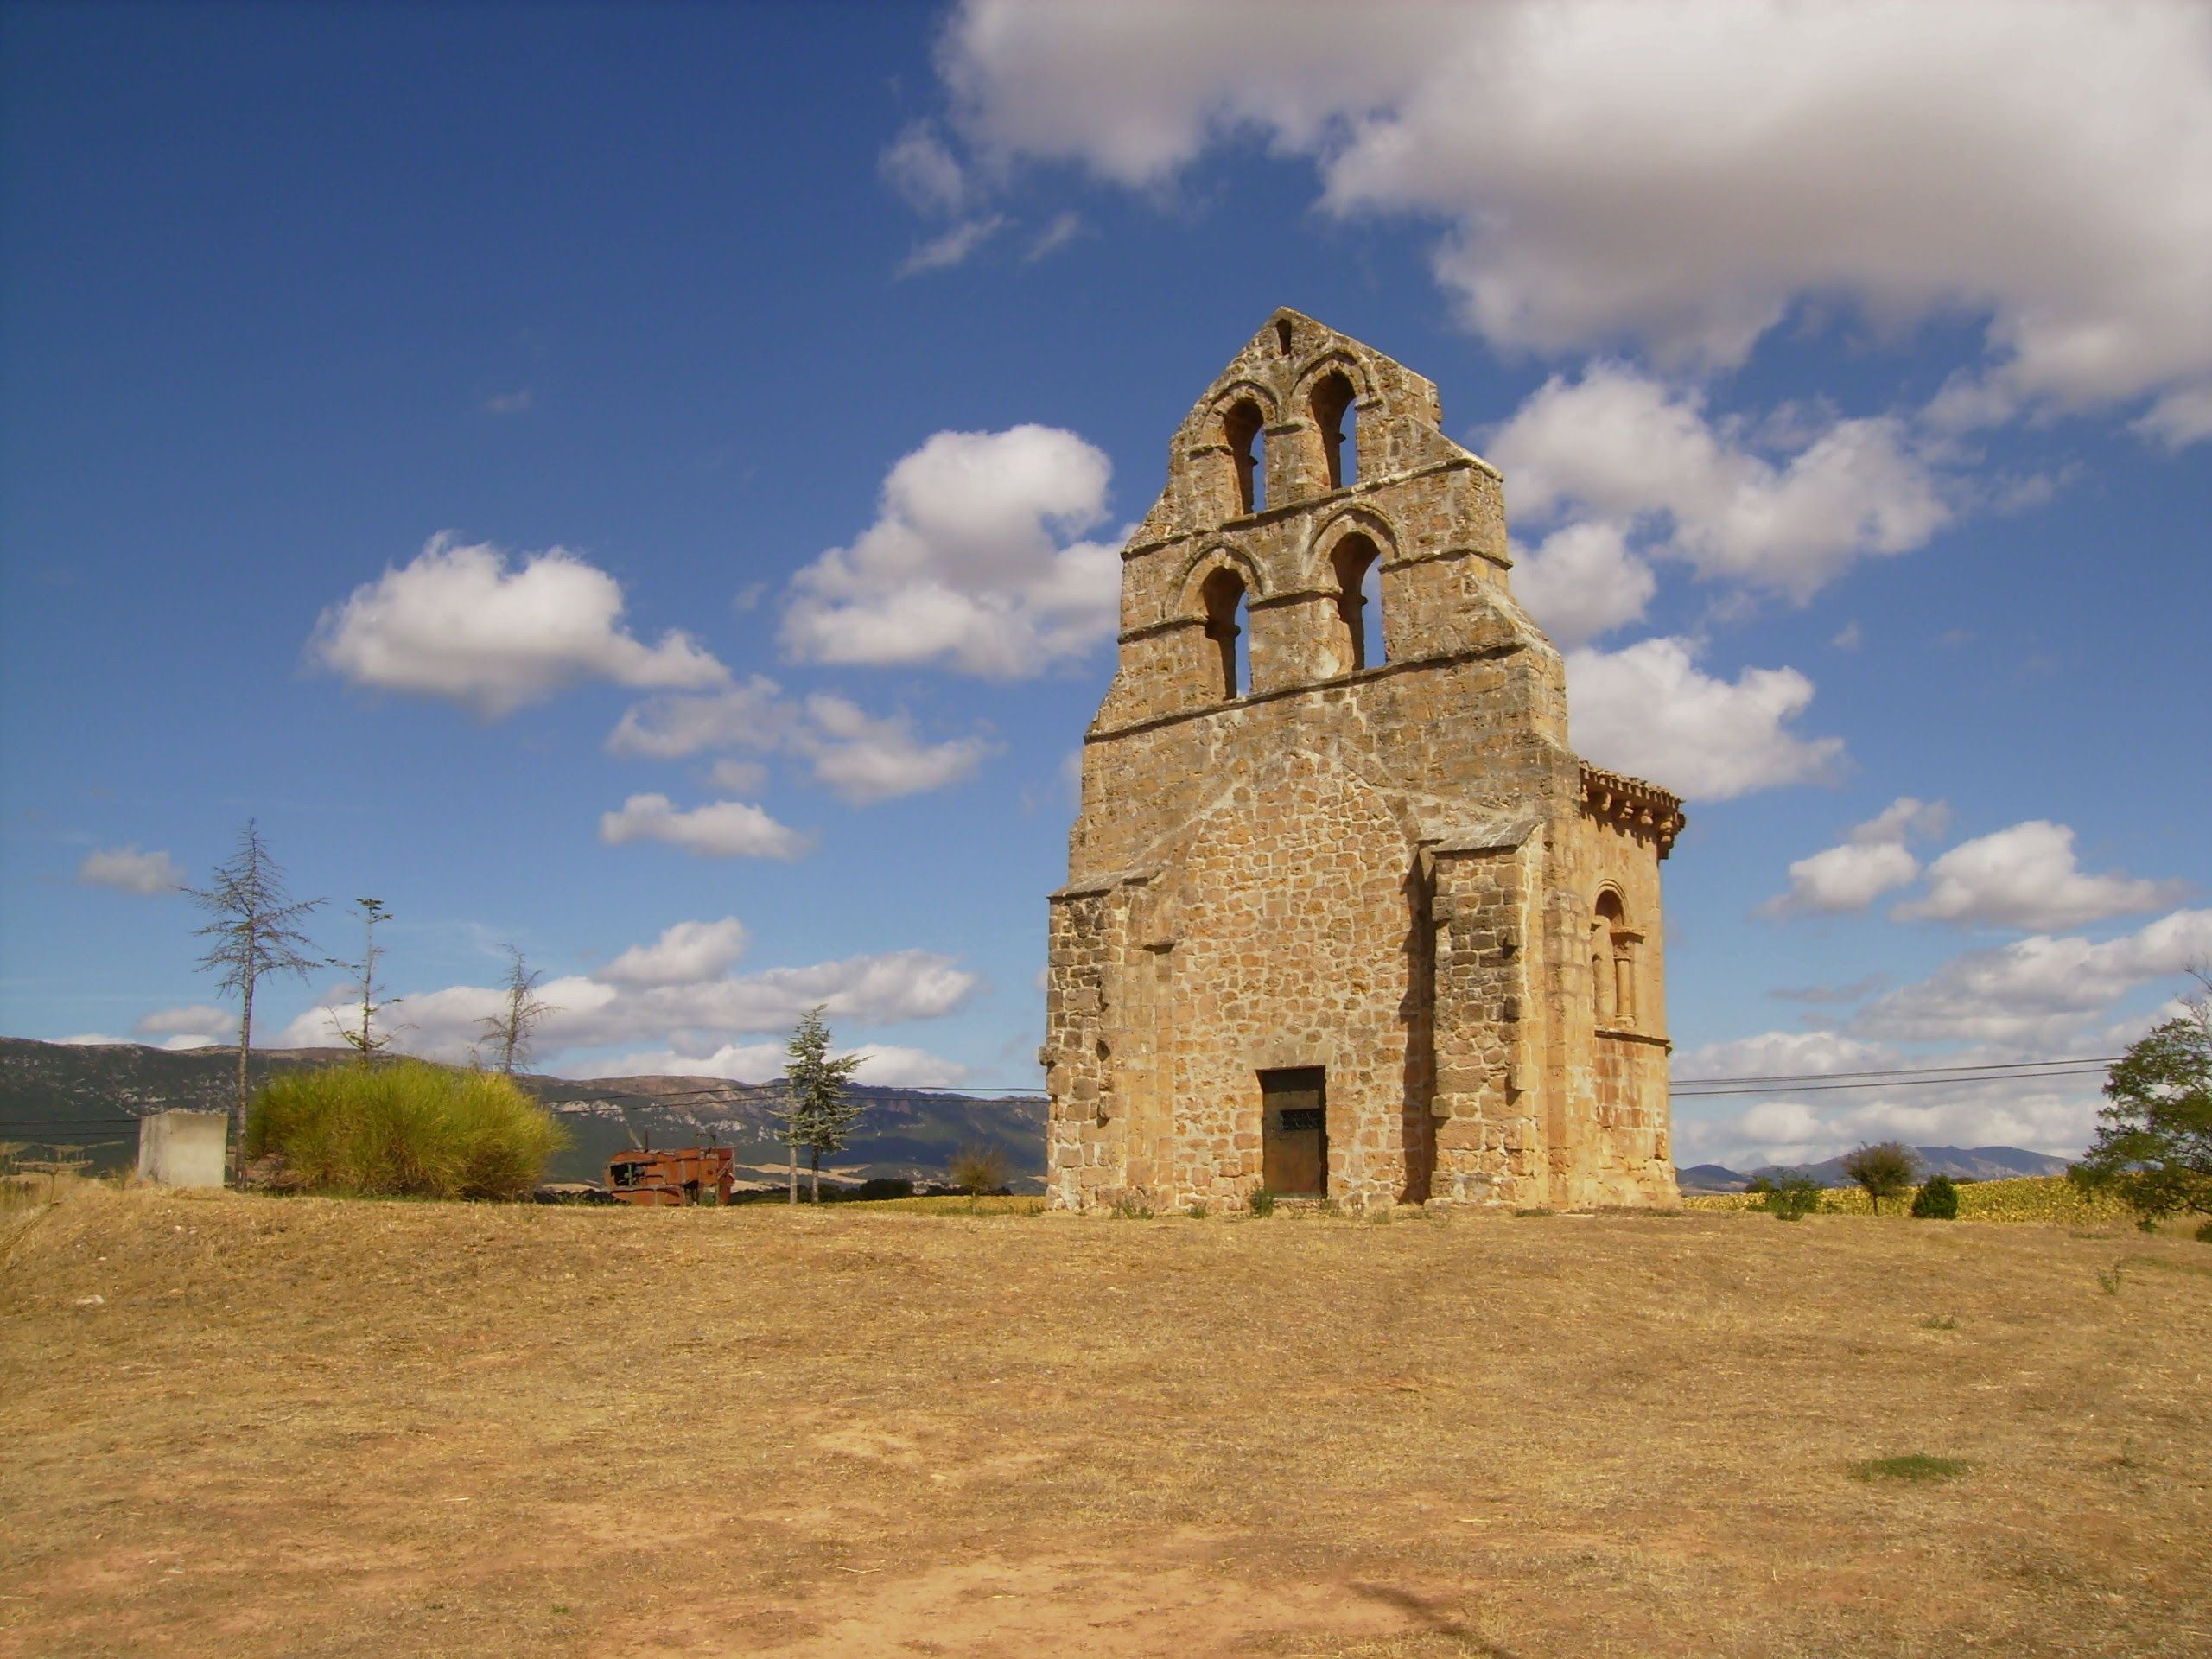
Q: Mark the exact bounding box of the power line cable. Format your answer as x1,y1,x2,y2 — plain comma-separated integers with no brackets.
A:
1675,1068,2107,1099
1671,1054,2117,1087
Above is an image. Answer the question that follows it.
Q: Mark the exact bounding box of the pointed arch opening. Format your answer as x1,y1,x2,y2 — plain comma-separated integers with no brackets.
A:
1201,566,1251,699
1310,370,1358,490
1223,398,1266,515
1330,532,1385,671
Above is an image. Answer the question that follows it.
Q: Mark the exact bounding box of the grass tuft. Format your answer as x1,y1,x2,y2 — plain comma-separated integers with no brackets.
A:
1848,1453,1971,1483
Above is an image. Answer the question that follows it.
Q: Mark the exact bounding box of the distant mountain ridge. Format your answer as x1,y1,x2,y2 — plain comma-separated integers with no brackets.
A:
0,1036,1046,1191
1675,1145,2075,1192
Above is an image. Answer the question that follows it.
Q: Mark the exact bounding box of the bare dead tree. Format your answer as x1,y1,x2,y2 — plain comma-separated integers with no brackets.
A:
476,944,554,1075
327,898,401,1067
188,821,322,1184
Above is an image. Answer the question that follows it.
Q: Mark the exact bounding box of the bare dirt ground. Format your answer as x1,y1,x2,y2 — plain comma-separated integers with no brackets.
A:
3,1186,2207,1658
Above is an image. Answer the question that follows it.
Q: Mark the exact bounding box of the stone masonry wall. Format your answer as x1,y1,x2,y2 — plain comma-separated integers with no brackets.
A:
1046,309,1682,1213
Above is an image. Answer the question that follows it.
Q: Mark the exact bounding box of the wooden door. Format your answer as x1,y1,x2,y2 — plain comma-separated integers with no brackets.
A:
1260,1067,1327,1197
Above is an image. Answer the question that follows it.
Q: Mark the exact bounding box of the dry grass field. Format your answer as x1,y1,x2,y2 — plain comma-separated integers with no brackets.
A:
3,1185,2208,1658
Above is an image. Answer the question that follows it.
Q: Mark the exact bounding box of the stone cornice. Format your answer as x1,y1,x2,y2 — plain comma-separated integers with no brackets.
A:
1579,762,1687,859
1085,639,1526,745
1120,455,1496,562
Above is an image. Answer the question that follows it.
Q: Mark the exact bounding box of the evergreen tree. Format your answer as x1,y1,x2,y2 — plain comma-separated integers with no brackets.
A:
780,1005,864,1204
1910,1172,1960,1219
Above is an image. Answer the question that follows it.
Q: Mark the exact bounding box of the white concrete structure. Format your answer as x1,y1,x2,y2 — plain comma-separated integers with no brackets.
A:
136,1110,227,1189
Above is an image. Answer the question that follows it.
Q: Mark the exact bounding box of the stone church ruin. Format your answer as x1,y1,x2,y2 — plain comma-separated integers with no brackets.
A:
1043,309,1684,1212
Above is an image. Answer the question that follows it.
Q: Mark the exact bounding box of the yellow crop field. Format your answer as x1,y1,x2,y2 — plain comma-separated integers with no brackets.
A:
1682,1173,2137,1224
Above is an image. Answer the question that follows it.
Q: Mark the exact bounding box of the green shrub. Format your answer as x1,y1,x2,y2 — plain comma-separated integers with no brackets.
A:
1764,1176,1824,1220
1248,1188,1276,1217
1910,1173,1961,1219
2196,1218,2212,1244
248,1060,569,1200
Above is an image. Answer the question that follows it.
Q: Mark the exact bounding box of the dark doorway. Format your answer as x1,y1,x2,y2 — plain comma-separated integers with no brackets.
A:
1260,1066,1327,1197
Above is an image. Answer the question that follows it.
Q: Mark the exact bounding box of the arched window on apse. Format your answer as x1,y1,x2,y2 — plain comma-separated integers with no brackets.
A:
1330,534,1385,671
1201,567,1251,700
1310,371,1358,490
1224,399,1266,515
1593,890,1635,1027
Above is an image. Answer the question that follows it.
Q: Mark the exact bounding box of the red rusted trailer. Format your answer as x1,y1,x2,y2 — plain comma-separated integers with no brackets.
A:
606,1145,736,1206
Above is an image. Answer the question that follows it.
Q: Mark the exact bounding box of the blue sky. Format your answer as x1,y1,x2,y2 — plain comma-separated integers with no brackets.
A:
4,1,2207,1168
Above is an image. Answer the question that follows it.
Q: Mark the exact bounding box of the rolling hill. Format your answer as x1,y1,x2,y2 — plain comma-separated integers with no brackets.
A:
0,1036,1046,1191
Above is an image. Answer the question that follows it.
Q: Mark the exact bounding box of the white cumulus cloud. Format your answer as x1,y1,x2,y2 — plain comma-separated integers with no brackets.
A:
598,795,811,861
1507,522,1655,650
798,696,993,804
272,931,979,1067
584,1040,972,1089
607,677,801,760
76,845,185,894
610,677,995,805
938,0,2212,435
1565,636,1844,802
1855,907,2212,1046
134,1004,233,1042
309,533,728,717
1894,821,2187,931
599,918,751,987
781,425,1122,677
1761,796,1949,916
1491,362,1949,603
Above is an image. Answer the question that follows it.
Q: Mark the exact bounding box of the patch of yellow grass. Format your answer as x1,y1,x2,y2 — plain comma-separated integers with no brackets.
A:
3,1182,2206,1657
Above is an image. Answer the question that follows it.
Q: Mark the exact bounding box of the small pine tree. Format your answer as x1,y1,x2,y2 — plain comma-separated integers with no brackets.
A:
779,1006,864,1204
1910,1173,1960,1219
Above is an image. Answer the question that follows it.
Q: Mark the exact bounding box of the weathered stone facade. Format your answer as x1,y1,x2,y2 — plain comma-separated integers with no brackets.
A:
1043,310,1685,1212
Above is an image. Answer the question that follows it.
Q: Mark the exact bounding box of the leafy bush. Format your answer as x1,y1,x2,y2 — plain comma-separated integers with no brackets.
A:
248,1060,569,1200
947,1144,1010,1198
1764,1176,1824,1220
1910,1173,1961,1219
2070,988,2212,1224
2196,1218,2212,1243
1248,1188,1276,1217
